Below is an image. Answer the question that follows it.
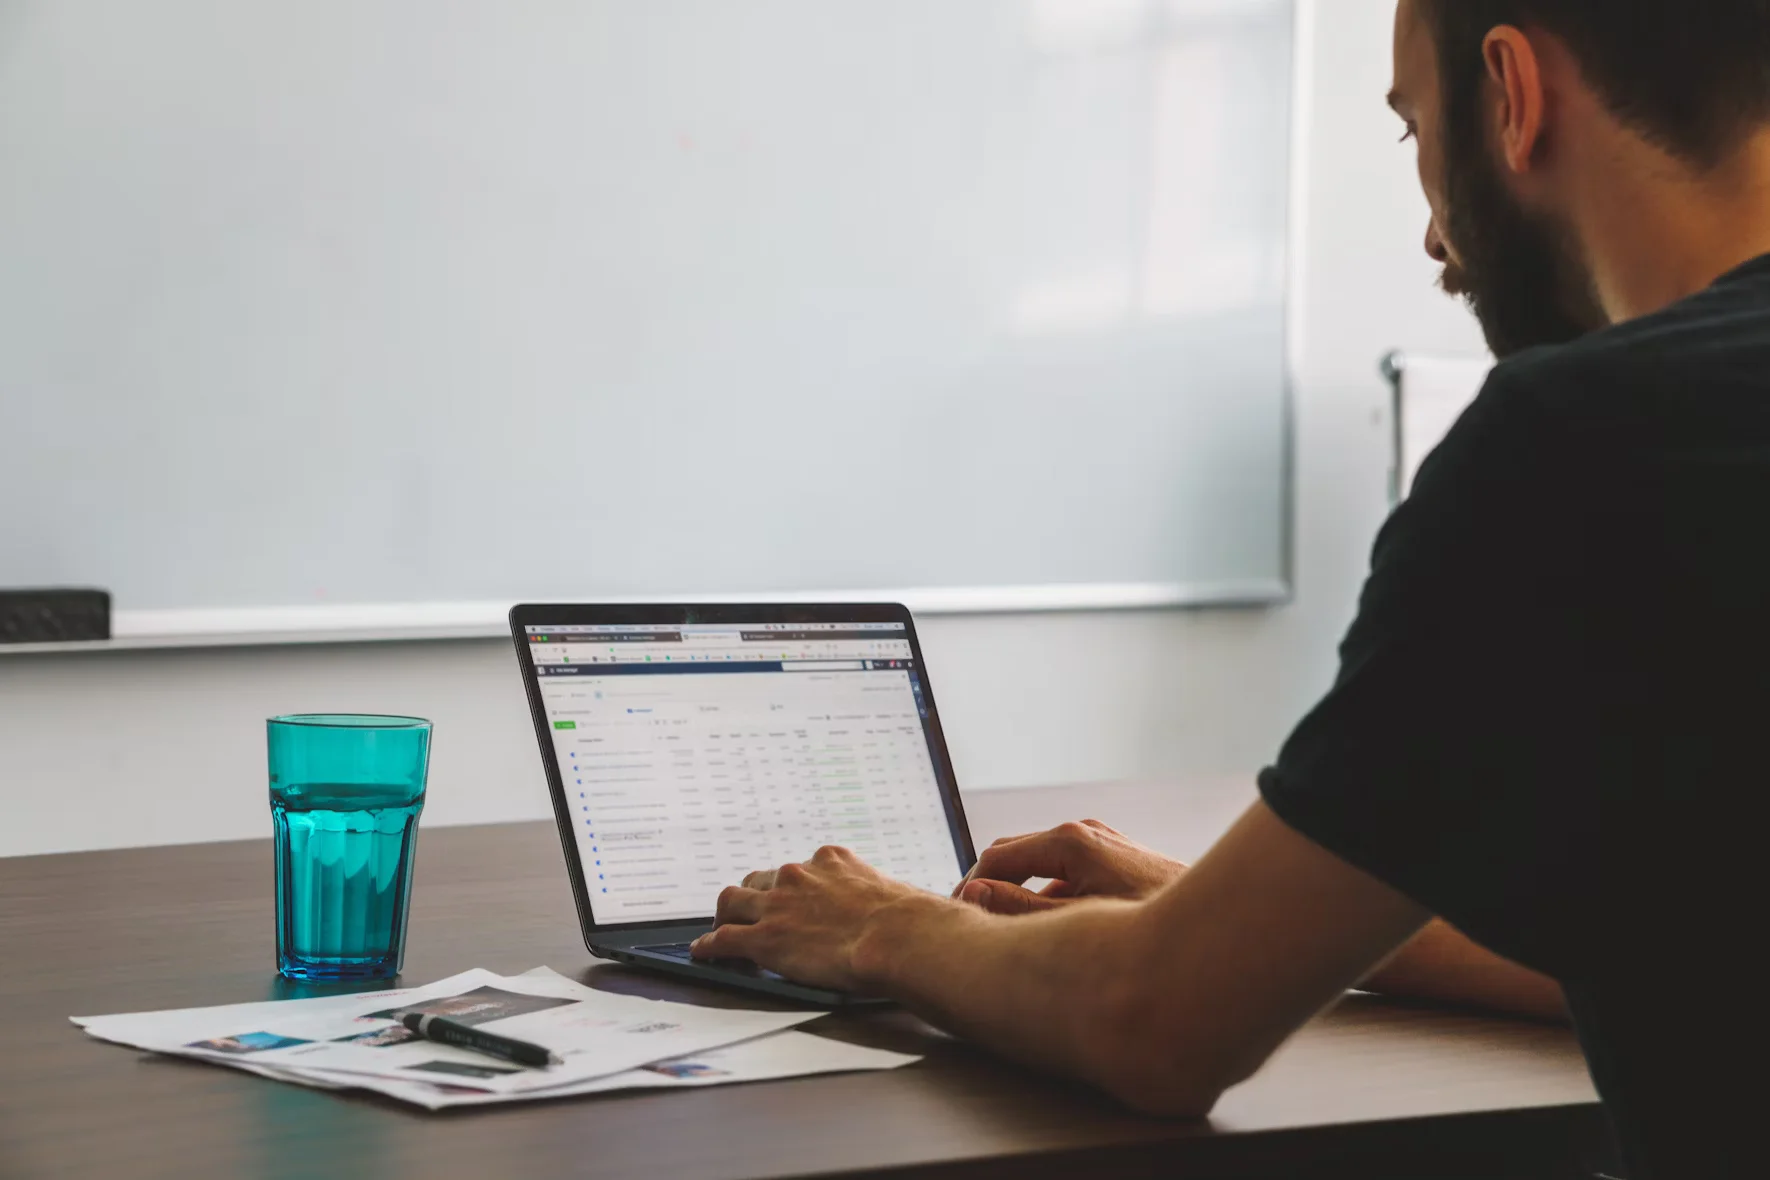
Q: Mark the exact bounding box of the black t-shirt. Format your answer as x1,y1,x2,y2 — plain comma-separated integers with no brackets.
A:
1261,254,1770,1179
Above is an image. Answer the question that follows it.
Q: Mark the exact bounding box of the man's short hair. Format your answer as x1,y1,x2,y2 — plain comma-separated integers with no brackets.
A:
1418,1,1770,167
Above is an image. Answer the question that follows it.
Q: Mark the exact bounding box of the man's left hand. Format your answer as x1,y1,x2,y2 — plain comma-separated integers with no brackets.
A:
688,846,942,992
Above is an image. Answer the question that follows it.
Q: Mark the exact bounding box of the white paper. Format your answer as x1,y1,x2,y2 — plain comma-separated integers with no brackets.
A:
73,967,909,1106
274,1029,919,1110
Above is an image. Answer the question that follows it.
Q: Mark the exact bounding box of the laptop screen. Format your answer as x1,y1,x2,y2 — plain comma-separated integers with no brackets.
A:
524,620,967,926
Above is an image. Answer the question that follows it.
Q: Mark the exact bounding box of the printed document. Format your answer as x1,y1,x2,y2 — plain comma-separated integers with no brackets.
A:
74,967,917,1108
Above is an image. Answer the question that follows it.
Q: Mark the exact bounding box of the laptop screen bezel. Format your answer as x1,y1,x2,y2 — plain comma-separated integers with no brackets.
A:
509,601,978,940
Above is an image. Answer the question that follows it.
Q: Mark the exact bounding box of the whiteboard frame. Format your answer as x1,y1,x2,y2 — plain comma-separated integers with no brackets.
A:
0,580,1290,656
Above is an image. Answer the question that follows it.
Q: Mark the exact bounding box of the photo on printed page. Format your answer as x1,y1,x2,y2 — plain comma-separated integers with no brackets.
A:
643,1060,729,1080
359,986,575,1027
185,1031,313,1055
331,1024,418,1048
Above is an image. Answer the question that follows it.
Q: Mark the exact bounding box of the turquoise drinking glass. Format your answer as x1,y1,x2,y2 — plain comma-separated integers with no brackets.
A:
267,714,431,981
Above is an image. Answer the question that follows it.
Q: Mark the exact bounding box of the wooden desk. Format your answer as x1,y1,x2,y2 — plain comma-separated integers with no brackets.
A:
0,782,1604,1179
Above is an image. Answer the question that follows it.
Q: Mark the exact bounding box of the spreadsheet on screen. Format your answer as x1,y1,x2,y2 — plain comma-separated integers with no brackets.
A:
526,622,964,924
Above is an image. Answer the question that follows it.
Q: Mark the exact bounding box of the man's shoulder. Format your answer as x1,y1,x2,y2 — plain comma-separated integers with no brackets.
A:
1405,350,1569,506
1422,288,1756,509
1482,266,1770,424
1481,320,1685,415
1390,326,1672,556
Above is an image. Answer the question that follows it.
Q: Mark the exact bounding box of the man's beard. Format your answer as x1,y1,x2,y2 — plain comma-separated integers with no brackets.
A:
1438,128,1608,359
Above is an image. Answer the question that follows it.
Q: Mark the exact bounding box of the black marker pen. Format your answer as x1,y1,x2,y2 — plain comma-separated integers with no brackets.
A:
399,1012,562,1068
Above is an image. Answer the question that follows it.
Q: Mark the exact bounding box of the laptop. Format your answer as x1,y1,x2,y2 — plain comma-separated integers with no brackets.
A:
510,603,978,1006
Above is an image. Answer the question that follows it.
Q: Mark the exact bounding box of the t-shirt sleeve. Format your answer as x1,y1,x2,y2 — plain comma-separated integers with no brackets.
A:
1259,368,1600,977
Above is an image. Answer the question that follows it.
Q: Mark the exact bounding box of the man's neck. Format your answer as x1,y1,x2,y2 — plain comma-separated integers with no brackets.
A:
1576,128,1770,325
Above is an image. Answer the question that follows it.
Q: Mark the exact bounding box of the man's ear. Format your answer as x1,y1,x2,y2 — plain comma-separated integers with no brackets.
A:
1482,25,1547,174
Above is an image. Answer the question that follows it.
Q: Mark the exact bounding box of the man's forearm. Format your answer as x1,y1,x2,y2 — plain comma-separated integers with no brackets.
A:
846,803,1446,1118
1360,919,1568,1021
852,893,1205,1112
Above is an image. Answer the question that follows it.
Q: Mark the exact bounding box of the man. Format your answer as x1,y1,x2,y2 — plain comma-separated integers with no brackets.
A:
693,3,1770,1174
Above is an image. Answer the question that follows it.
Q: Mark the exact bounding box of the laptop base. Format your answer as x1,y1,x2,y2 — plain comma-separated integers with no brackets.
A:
592,927,883,1007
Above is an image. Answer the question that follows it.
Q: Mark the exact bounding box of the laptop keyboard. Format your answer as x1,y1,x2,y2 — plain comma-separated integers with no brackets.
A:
635,942,784,980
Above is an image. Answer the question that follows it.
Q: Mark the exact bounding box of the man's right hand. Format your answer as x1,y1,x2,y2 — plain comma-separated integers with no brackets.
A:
955,819,1186,915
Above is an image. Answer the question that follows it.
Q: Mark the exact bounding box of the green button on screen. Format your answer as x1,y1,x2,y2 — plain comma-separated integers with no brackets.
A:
553,720,576,730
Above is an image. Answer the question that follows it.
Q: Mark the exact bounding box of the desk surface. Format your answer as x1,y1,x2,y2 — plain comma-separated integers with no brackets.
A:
0,781,1601,1180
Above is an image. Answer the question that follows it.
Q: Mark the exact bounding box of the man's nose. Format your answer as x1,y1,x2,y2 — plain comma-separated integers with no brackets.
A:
1424,219,1450,264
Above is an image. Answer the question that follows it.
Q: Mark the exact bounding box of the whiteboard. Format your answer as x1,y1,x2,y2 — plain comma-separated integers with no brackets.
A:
0,0,1295,613
1386,352,1492,500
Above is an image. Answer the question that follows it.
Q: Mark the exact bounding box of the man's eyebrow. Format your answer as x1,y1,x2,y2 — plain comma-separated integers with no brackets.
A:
1386,88,1404,114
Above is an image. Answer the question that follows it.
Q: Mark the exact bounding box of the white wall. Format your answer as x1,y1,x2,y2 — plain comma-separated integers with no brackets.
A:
0,0,1486,858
